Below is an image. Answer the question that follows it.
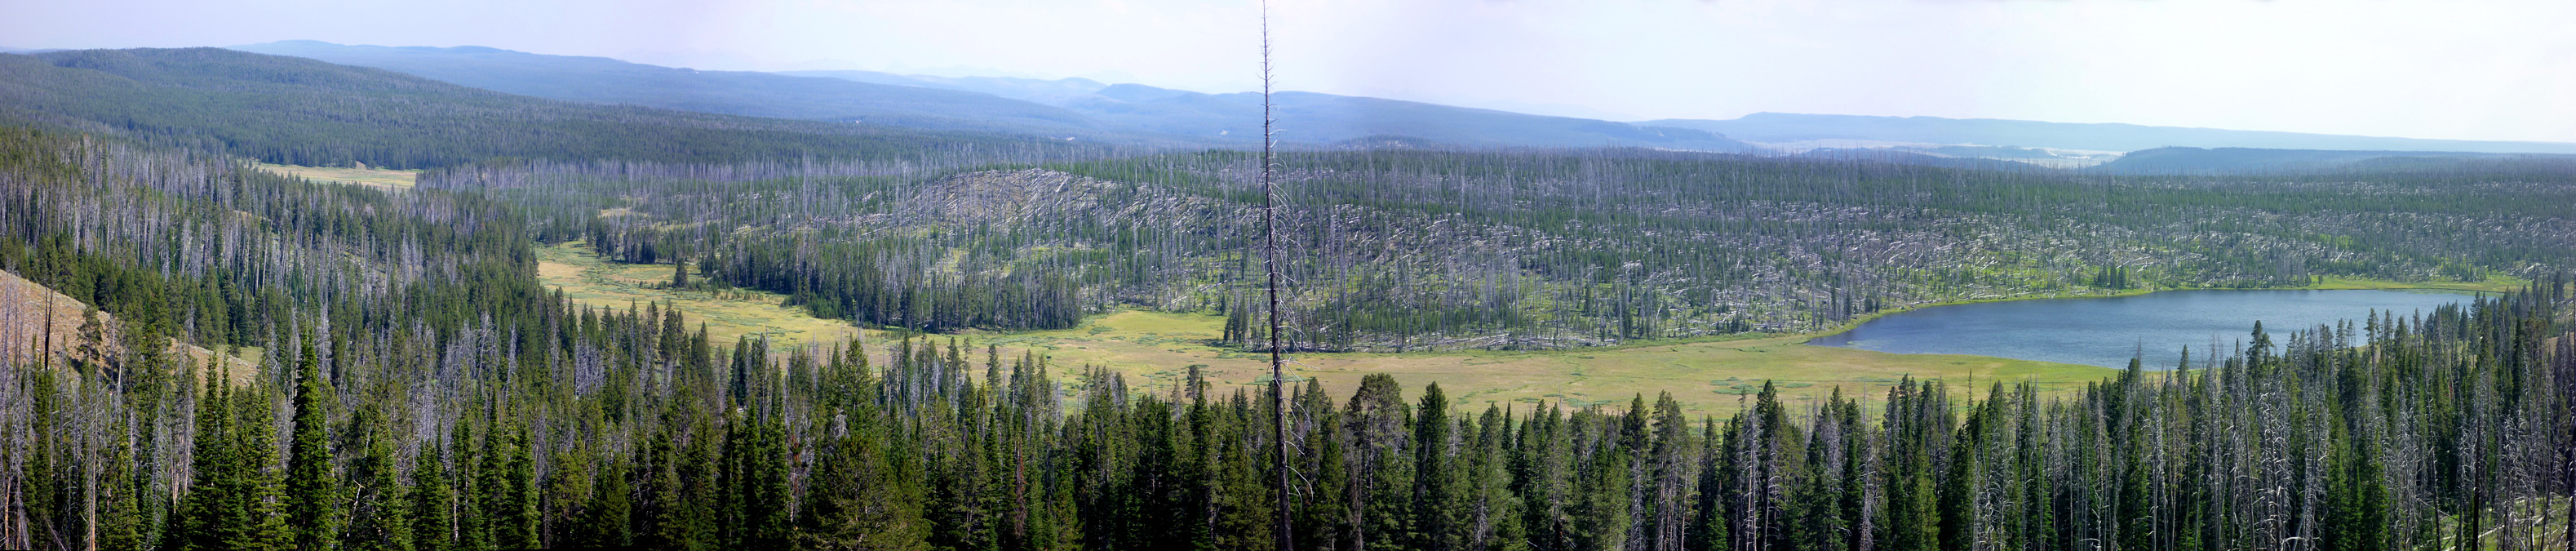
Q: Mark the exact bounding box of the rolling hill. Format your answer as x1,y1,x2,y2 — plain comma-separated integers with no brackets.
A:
2086,146,2576,175
0,47,1062,168
38,41,2576,171
793,69,1763,151
229,40,1113,138
233,42,2576,159
238,41,1762,152
1044,84,1759,150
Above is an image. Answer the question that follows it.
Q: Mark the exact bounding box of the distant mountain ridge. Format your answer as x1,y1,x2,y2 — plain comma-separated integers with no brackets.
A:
232,41,1760,152
787,69,1762,152
778,69,1118,107
2087,147,2576,175
0,47,1063,168
1643,113,2576,155
228,40,1113,139
98,40,2576,162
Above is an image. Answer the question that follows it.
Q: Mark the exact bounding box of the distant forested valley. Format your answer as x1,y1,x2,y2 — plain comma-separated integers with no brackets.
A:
0,47,2571,551
449,148,2575,350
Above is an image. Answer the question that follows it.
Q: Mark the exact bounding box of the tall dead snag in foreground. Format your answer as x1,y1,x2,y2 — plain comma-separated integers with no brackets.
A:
1261,2,1293,550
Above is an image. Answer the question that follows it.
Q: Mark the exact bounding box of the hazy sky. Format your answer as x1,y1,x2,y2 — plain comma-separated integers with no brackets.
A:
8,0,2574,143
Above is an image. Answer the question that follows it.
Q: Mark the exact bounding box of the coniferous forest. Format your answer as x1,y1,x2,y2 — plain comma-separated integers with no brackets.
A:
445,149,2576,350
0,42,2574,551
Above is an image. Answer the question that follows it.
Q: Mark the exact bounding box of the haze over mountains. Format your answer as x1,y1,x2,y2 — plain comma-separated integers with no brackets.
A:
228,41,1111,138
225,41,2576,166
230,40,1761,152
0,39,2561,174
1647,113,2576,155
0,47,1079,168
779,69,1760,152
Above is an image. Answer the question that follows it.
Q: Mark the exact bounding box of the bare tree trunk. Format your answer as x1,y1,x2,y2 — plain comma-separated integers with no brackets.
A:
2560,332,2574,551
1261,5,1292,551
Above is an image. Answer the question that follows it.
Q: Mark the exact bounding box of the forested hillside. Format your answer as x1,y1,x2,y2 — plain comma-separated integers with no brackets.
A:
228,41,1762,152
0,48,1084,169
2,33,2575,551
226,41,1116,140
2,125,2573,551
443,148,2576,351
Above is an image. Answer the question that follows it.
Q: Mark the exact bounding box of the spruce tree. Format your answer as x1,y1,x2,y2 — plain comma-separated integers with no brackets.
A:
1412,383,1455,551
2322,420,2387,551
1345,374,1412,551
799,400,931,550
100,420,145,551
570,459,632,549
459,420,491,551
346,428,414,551
1469,405,1526,551
232,383,290,550
497,424,539,549
166,374,232,551
412,442,455,551
744,415,795,549
286,335,343,549
1572,419,1630,551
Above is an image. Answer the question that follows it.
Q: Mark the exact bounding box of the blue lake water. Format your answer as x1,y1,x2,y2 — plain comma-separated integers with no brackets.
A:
1805,289,2479,368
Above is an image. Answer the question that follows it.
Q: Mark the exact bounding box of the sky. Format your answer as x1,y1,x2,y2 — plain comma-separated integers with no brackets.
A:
7,0,2573,143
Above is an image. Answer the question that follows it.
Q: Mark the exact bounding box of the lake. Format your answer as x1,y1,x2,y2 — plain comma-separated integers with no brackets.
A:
1806,289,2478,368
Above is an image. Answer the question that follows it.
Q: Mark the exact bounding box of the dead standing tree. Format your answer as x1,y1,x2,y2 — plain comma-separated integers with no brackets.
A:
1261,2,1293,551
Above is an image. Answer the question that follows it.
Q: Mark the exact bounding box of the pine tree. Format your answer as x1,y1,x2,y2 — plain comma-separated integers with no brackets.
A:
1684,416,1730,551
570,460,632,549
742,414,795,549
1572,418,1630,551
233,383,291,550
166,374,233,551
496,424,539,550
100,418,146,551
345,428,414,551
2321,419,2387,551
1346,374,1412,551
1882,380,1941,551
1788,401,1847,551
1468,405,1526,551
74,304,107,375
411,443,455,551
1297,380,1354,551
798,402,930,550
1412,383,1456,551
1643,393,1693,551
286,334,343,549
459,420,491,551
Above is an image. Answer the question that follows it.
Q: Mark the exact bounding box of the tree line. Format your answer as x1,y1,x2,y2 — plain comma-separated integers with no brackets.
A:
2,125,2574,551
0,48,1095,170
7,276,2571,550
425,147,2576,351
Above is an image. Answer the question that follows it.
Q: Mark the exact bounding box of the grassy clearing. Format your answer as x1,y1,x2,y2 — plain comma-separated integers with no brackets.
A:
254,162,419,189
2308,275,2526,295
534,242,2114,415
979,310,2111,415
537,242,864,346
969,278,2514,411
1,268,261,384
